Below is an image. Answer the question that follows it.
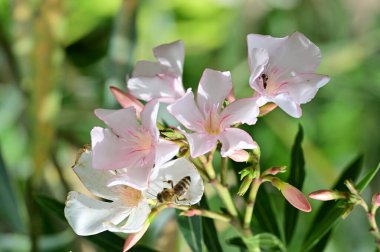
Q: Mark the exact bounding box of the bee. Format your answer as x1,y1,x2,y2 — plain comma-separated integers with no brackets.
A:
157,176,191,204
261,73,269,89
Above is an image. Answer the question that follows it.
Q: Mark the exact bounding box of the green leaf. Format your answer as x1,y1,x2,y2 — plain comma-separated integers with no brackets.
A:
0,145,25,232
302,156,363,251
35,195,157,252
243,233,286,252
200,196,223,252
356,162,380,193
284,124,305,244
252,186,281,238
177,210,203,252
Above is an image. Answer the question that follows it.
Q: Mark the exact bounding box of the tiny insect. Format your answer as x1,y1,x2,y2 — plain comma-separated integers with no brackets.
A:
157,176,191,204
261,73,269,89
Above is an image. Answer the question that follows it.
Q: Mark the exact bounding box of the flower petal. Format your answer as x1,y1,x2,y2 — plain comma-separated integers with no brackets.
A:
141,100,159,138
153,40,184,76
64,191,130,236
148,158,204,205
167,90,205,132
128,61,183,102
247,33,287,59
248,48,269,84
104,200,150,233
123,221,150,252
220,98,259,128
219,128,258,157
197,69,232,113
155,139,179,167
271,94,302,118
94,108,139,138
272,32,321,73
91,127,136,170
110,86,143,115
186,132,218,158
73,149,119,201
282,73,330,104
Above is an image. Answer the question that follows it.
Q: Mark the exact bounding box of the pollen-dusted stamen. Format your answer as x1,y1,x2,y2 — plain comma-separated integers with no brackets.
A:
118,186,143,207
203,104,221,135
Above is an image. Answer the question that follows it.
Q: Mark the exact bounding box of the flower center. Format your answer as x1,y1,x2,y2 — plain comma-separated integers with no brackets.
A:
128,127,155,155
203,105,221,135
118,186,143,207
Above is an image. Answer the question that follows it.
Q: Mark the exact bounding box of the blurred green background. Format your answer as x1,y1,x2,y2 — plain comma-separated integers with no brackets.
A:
0,0,379,251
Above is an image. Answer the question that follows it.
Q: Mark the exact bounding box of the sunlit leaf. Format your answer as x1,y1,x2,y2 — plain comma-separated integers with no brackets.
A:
284,124,305,244
356,162,380,193
177,210,203,252
302,156,363,251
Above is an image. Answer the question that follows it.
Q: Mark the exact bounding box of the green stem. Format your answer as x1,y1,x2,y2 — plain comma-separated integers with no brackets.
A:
212,180,239,217
172,204,232,222
243,164,261,232
368,208,380,251
221,157,228,186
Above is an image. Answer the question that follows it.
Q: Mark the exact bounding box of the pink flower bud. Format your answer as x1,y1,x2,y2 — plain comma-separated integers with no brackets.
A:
110,86,143,114
372,192,380,207
123,221,150,252
281,183,312,212
309,190,348,201
229,150,250,162
262,166,287,176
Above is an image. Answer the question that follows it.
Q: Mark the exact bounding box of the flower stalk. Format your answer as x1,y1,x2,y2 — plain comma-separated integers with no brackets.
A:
243,164,261,231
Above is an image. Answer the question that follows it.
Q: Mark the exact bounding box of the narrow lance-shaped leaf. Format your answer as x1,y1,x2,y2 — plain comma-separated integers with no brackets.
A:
176,210,203,252
200,196,223,252
302,156,363,252
0,145,25,232
284,124,305,244
356,162,380,193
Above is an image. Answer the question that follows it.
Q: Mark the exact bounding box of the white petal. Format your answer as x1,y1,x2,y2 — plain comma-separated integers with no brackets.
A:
272,32,321,73
167,90,205,132
282,73,330,104
141,100,159,138
64,192,130,236
248,48,269,84
219,128,258,157
247,33,287,59
271,94,302,118
104,200,150,233
220,98,259,128
94,108,139,138
73,149,119,201
148,158,204,205
186,132,218,158
197,69,232,113
155,139,179,167
153,40,184,76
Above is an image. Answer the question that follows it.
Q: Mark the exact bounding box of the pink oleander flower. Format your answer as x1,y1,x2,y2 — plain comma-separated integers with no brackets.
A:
91,100,179,190
167,68,259,159
247,32,330,118
127,41,185,103
65,150,204,237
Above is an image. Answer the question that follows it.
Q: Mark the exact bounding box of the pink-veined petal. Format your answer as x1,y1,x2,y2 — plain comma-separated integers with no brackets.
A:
186,132,218,158
141,100,159,138
73,149,119,201
220,98,259,128
94,108,139,138
271,94,302,118
272,32,321,73
282,73,330,104
248,48,269,84
110,86,143,114
247,33,287,59
153,40,184,76
104,200,150,233
123,221,150,252
91,127,136,170
147,158,204,205
155,139,179,167
107,150,156,190
197,69,232,113
64,192,131,236
228,150,250,162
219,128,258,157
167,90,205,132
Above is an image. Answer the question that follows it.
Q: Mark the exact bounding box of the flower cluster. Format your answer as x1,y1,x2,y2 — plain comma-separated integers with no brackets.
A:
64,32,329,251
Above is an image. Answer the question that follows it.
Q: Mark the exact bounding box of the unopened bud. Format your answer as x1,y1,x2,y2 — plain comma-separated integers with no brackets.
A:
238,177,253,196
262,166,287,176
110,86,143,114
229,150,250,162
309,190,349,201
258,103,277,117
372,193,380,206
